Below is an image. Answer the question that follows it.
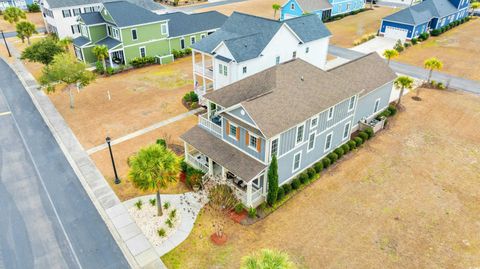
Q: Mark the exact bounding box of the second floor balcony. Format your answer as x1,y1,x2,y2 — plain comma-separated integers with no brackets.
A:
198,112,222,138
194,62,213,79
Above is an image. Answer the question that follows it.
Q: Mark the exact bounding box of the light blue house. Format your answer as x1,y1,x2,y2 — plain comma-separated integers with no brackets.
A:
0,0,33,11
181,53,396,208
380,0,470,40
280,0,365,21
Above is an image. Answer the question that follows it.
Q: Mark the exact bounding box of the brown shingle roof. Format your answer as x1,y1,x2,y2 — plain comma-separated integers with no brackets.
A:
180,126,267,181
205,53,396,138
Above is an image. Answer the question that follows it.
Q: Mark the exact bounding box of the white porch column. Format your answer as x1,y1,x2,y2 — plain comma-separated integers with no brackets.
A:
109,52,113,67
201,53,206,92
183,141,188,157
206,100,211,117
221,167,226,181
192,51,196,90
246,182,252,207
208,157,213,176
262,174,268,196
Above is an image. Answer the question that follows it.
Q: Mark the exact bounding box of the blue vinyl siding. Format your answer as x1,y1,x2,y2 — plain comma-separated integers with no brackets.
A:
353,82,393,129
228,107,256,126
222,118,266,162
281,0,305,20
413,22,429,37
331,0,365,15
380,20,415,38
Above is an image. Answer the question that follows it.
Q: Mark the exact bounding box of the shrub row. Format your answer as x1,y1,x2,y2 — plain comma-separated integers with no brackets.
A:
183,91,199,109
431,17,470,36
353,33,376,46
180,160,205,189
172,48,192,59
129,56,155,68
324,8,367,22
375,104,397,121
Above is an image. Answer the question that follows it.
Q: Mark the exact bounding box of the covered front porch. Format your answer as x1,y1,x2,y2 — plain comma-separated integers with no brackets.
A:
181,126,267,208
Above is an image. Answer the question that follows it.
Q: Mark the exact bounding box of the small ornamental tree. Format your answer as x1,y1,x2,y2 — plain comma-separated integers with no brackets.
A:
267,155,279,206
206,184,237,244
272,4,281,19
424,57,443,83
382,49,399,66
21,37,65,65
394,76,414,107
3,7,26,24
16,21,37,44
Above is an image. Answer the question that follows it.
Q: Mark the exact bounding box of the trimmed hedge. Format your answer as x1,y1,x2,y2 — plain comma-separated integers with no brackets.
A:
129,56,155,68
341,143,350,153
358,131,369,141
291,178,301,190
334,148,344,159
314,161,324,173
299,173,309,184
283,184,292,194
307,168,316,180
354,136,364,147
327,152,339,163
348,140,357,150
364,127,374,139
277,187,285,201
322,157,331,168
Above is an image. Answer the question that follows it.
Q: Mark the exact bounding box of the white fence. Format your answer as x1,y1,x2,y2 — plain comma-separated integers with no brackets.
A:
199,114,222,138
186,154,208,173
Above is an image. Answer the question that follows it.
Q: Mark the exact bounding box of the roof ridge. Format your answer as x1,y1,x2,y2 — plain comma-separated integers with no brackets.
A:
223,32,262,43
231,11,282,23
327,52,377,72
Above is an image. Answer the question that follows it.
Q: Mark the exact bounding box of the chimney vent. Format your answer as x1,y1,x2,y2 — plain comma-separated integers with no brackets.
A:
301,76,304,81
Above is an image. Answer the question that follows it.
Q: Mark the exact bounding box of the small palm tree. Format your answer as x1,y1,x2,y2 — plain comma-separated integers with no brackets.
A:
129,144,180,216
382,49,399,66
394,76,414,107
272,4,281,20
241,249,296,269
58,37,73,52
92,45,109,70
3,6,26,24
16,21,37,45
424,57,443,83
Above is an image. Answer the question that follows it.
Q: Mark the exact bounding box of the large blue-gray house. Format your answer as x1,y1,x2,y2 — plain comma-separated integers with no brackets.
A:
181,53,396,208
280,0,365,21
379,0,470,40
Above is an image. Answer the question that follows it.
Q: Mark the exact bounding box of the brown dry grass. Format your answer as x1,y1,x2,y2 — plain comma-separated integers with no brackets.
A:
48,57,194,149
0,12,44,33
0,35,45,78
396,17,480,81
163,88,480,269
90,115,197,201
196,0,280,19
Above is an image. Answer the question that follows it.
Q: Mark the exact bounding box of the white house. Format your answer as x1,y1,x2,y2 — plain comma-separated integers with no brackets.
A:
190,12,332,101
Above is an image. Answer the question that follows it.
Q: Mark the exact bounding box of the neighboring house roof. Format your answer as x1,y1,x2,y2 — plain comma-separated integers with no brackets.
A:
73,36,91,46
205,53,396,138
158,11,228,38
102,1,165,27
191,12,331,63
287,0,332,12
44,0,164,10
79,12,105,25
95,36,121,49
180,126,266,181
383,0,459,25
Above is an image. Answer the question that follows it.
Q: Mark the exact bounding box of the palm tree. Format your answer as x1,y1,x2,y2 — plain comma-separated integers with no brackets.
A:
394,76,414,107
129,144,180,216
92,45,109,70
382,49,399,66
424,57,443,83
241,249,296,269
3,6,26,24
16,21,37,45
58,37,73,52
272,4,281,20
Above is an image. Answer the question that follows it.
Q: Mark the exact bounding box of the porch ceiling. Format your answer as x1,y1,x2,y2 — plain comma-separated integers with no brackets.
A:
181,126,266,182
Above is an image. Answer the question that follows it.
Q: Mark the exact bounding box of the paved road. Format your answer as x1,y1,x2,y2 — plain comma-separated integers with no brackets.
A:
328,45,480,94
2,27,47,38
0,59,130,268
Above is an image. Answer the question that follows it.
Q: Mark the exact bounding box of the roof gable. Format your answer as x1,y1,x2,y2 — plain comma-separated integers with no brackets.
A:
102,1,165,28
383,0,459,25
157,11,227,38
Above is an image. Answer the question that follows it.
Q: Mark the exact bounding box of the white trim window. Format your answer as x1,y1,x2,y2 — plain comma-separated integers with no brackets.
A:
72,8,81,16
80,25,88,37
223,65,228,76
290,3,295,10
161,24,168,35
296,123,305,144
292,51,297,59
218,63,223,74
131,29,137,40
249,133,258,149
307,132,316,152
275,56,280,65
327,107,334,120
310,116,318,129
343,122,351,140
242,66,247,74
348,96,355,111
373,98,381,113
229,123,238,140
190,36,196,44
324,132,333,151
292,152,301,172
180,38,185,49
113,28,120,39
270,137,279,158
62,9,71,18
84,6,94,13
305,47,309,53
139,46,146,58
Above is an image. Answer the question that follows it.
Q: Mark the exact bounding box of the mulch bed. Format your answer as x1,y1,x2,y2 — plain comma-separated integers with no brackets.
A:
210,233,228,245
229,210,247,223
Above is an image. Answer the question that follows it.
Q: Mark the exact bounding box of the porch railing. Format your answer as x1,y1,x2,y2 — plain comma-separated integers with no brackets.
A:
185,154,209,173
194,82,214,96
251,188,263,204
199,113,222,138
194,63,213,79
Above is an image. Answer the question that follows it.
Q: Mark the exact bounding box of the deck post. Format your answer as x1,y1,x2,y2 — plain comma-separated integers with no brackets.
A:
262,174,267,196
201,53,206,93
208,157,213,176
192,51,196,90
246,182,252,207
221,167,226,181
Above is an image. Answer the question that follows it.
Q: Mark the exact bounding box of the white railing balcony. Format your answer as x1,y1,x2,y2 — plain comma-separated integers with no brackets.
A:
194,63,213,79
199,113,222,138
194,82,214,96
186,154,209,173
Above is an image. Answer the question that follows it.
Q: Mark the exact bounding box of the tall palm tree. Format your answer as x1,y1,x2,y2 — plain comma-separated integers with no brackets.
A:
394,76,414,107
241,249,296,269
58,37,73,52
3,6,26,24
272,4,281,20
424,57,443,83
129,144,180,216
382,49,399,66
92,45,109,70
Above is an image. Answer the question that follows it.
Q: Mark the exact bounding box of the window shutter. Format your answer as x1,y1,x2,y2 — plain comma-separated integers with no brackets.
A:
236,127,240,140
245,132,250,146
257,139,261,152
226,121,230,135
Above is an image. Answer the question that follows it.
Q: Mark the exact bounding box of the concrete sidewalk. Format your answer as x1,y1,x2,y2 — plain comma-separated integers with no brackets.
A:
3,42,165,268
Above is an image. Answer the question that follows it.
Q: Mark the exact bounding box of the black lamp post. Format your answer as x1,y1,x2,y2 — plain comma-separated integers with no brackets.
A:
1,30,12,57
106,137,121,184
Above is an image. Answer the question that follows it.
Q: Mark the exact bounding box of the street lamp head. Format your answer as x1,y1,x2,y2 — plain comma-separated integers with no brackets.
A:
106,136,111,143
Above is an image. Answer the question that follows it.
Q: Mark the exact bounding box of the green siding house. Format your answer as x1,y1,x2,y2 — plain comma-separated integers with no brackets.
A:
73,1,227,67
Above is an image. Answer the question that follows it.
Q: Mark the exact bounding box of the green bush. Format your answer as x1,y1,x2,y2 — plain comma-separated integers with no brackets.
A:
299,173,309,184
327,152,338,163
358,131,369,142
437,82,446,89
348,140,357,150
394,40,404,52
27,3,40,12
234,203,244,214
283,183,292,194
134,200,142,210
169,209,177,219
419,32,429,41
277,186,285,201
163,201,170,210
183,91,199,103
354,136,363,147
184,48,192,55
334,148,344,159
157,228,166,237
156,138,167,148
322,158,331,168
364,127,374,139
129,56,155,68
95,61,104,74
106,66,115,76
404,42,411,48
165,218,174,228
411,38,418,45
307,168,316,180
431,29,441,36
387,105,397,116
291,178,301,190
248,207,257,218
149,198,156,206
314,161,324,173
341,143,350,153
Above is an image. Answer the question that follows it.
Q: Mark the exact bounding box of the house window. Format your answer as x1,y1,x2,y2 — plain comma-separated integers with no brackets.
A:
223,65,227,76
113,28,119,39
229,124,237,139
249,135,257,149
139,47,146,57
292,152,301,172
218,63,223,74
107,26,112,36
190,36,196,44
74,47,83,60
84,7,94,13
325,133,333,151
305,47,309,53
374,98,381,113
292,51,297,59
131,29,137,40
275,56,280,65
270,138,278,157
62,9,71,17
80,25,87,36
243,66,247,74
180,38,185,49
71,25,80,34
73,8,81,15
346,3,351,11
327,107,334,120
348,96,355,111
296,124,305,144
308,132,316,151
161,24,167,35
343,122,351,139
290,3,295,10
310,116,318,128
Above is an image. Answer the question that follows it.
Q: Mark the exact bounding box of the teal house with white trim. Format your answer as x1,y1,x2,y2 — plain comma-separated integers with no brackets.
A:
280,0,365,21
